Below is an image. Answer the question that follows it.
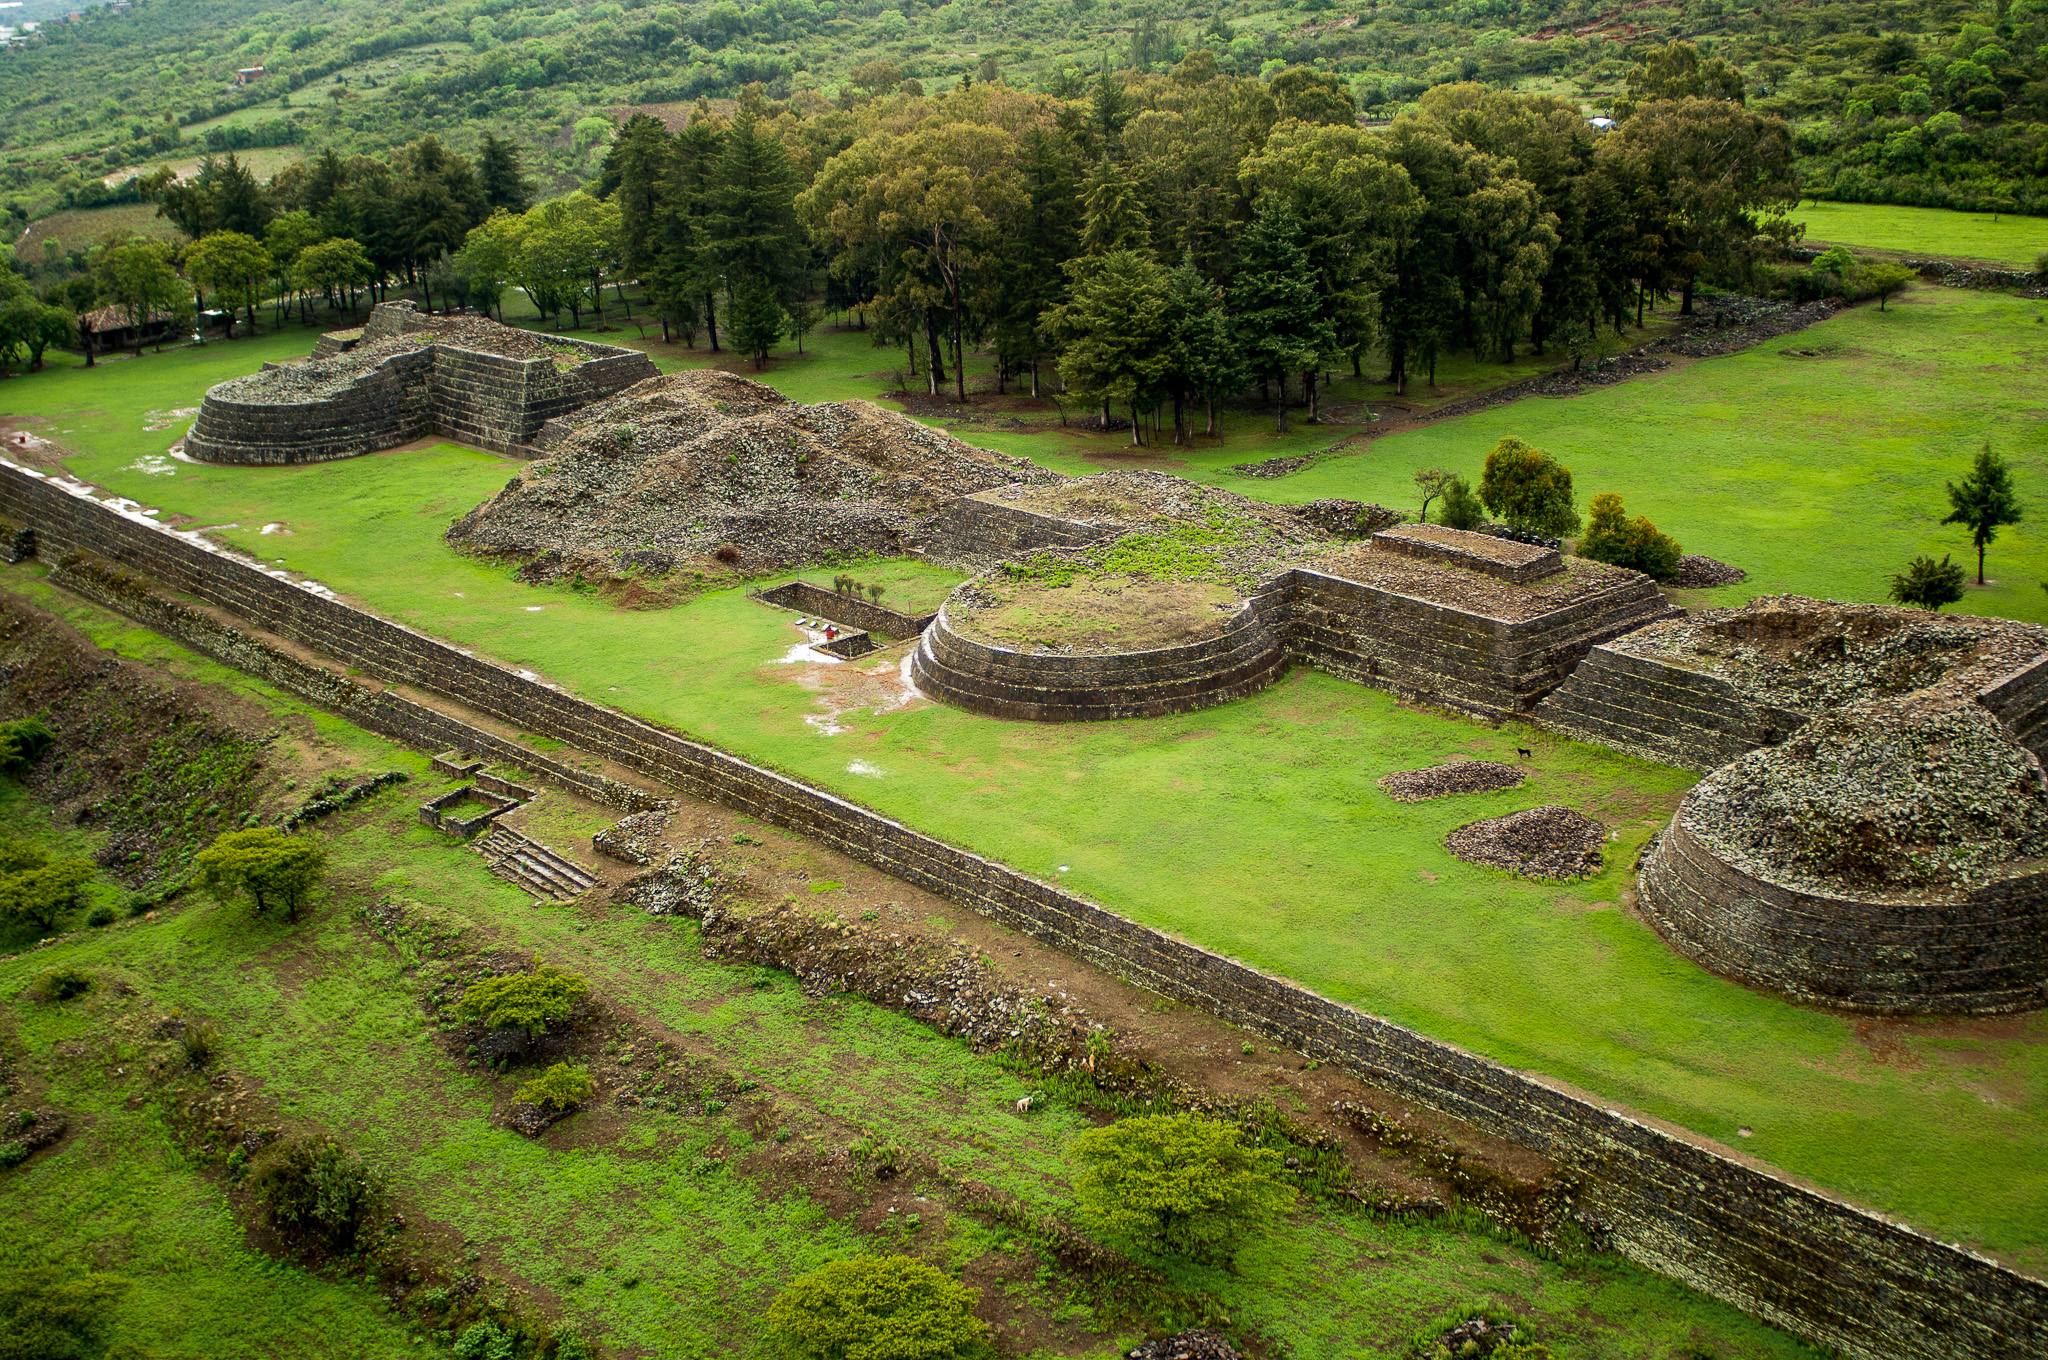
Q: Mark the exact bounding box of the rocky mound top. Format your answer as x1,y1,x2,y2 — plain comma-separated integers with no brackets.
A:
1611,595,2048,713
446,370,1055,577
1379,761,1525,803
210,337,432,402
1686,688,2048,894
1446,805,1606,881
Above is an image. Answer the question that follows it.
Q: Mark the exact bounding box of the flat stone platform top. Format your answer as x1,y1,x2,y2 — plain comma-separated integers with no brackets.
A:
1314,543,1647,621
1370,522,1563,583
949,575,1247,655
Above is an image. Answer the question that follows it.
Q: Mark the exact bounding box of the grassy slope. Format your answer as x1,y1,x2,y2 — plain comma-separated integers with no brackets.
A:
6,289,2048,1264
1795,200,2048,268
0,572,1817,1360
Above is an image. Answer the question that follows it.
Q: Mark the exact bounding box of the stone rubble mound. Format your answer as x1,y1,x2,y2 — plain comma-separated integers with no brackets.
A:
1673,554,1747,589
1446,805,1607,881
447,370,1055,576
1686,688,2048,893
1125,1330,1244,1360
1423,1317,1525,1359
1379,760,1525,803
210,337,430,402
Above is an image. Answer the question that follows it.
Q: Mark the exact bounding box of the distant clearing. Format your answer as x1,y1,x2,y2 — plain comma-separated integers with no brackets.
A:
1796,200,2048,268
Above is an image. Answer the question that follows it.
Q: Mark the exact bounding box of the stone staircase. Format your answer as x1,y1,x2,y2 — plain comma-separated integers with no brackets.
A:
475,824,600,901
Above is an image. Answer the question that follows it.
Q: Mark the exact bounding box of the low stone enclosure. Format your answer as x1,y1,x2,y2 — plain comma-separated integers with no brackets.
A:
8,456,2047,1360
180,303,658,463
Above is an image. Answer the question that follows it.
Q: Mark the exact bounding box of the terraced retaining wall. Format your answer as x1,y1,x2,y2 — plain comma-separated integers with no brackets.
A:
5,457,2042,1360
1533,647,1811,773
181,305,658,464
1641,814,2048,1014
929,494,1114,559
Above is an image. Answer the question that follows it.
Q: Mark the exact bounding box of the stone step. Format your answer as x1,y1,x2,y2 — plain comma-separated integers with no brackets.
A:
475,825,599,901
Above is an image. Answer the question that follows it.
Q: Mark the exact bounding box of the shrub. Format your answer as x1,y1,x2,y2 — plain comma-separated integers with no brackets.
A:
515,1062,594,1111
1860,261,1916,310
0,1267,129,1357
181,1020,221,1069
1072,1112,1296,1262
2037,249,2048,281
249,1136,388,1251
451,1320,518,1360
766,1255,988,1360
0,835,45,875
85,905,116,928
1439,475,1485,531
31,966,92,1001
0,715,53,773
1576,492,1683,580
195,827,328,922
1888,554,1967,610
0,858,94,932
453,960,590,1039
0,1142,27,1168
1479,437,1579,537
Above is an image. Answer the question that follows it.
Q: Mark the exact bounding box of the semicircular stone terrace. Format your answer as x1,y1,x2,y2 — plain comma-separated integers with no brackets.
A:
181,301,659,464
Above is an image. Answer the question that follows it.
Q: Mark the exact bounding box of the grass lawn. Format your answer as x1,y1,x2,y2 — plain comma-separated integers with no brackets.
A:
0,575,1818,1360
7,286,2047,1267
1793,200,2048,269
13,200,186,259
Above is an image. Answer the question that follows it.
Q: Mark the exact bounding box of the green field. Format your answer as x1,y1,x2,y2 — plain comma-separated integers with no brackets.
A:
0,574,1820,1360
5,287,2048,1269
1794,200,2048,269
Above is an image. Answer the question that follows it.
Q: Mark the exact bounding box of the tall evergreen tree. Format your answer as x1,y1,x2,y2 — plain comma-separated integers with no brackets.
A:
1943,443,2024,586
1163,254,1246,442
479,134,533,213
1043,250,1173,445
1230,199,1334,434
705,110,806,303
1078,158,1150,256
991,126,1081,396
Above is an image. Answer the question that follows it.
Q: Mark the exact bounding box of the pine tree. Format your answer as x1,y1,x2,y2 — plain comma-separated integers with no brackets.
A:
479,134,533,213
1043,250,1174,446
1163,255,1246,442
726,276,786,368
1230,199,1335,434
991,127,1081,396
705,110,806,308
1079,159,1149,255
1943,443,2024,586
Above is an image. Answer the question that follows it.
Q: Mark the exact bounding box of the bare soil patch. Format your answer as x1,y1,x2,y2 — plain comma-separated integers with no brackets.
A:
954,576,1244,654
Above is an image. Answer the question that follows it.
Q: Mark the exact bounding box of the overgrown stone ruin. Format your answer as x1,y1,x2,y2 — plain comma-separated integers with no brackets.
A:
181,302,658,464
446,367,1058,577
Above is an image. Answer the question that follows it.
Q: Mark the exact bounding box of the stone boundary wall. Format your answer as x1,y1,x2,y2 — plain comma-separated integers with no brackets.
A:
753,580,938,638
1976,653,2048,762
912,588,1291,721
1639,815,2048,1015
4,458,2044,1360
1288,567,1679,720
183,346,438,465
929,495,1114,561
1533,647,1811,773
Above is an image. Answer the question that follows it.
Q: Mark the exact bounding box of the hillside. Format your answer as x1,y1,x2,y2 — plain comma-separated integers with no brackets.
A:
2,0,2045,240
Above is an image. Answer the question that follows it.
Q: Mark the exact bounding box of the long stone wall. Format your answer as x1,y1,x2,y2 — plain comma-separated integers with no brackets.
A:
754,580,938,638
3,456,2043,1360
912,587,1292,721
1641,815,2048,1014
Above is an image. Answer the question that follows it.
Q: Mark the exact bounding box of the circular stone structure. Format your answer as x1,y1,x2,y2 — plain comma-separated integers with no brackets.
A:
1638,691,2048,1015
911,584,1289,722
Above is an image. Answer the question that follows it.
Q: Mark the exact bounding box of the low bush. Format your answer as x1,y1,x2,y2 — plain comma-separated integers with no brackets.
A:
249,1136,388,1252
515,1062,593,1111
85,904,116,928
181,1020,221,1069
1072,1112,1296,1263
0,1266,129,1357
0,1142,28,1169
1576,492,1682,580
766,1255,988,1360
0,715,53,773
453,960,590,1039
1439,475,1485,530
31,966,92,1001
1888,554,1967,611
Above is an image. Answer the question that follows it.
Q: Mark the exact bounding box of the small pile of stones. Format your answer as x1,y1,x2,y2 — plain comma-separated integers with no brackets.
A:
1446,805,1606,881
1379,760,1525,803
1672,554,1747,589
1126,1330,1244,1360
1427,1316,1523,1358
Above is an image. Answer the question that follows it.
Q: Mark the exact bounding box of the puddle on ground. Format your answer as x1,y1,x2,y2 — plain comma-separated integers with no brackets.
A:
126,455,177,476
766,621,926,737
142,407,201,432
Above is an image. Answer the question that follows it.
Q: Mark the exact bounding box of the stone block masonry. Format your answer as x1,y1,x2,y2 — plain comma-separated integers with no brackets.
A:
1534,646,1811,773
4,456,2042,1360
181,303,658,464
753,580,938,639
929,493,1114,560
1371,523,1563,584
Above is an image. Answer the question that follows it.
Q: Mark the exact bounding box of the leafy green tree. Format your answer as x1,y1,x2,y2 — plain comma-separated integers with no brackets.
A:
1614,39,1747,119
1268,67,1357,126
1440,477,1485,530
766,1255,987,1360
1889,555,1967,611
0,294,72,377
1479,437,1580,537
294,237,374,316
1577,492,1682,579
1043,250,1173,444
185,230,271,338
264,210,325,323
455,222,512,320
1231,197,1337,434
0,1267,129,1360
1861,262,1916,310
453,960,590,1039
1413,468,1456,523
1943,442,2023,586
195,827,327,923
1073,1113,1296,1262
0,857,93,932
91,237,192,355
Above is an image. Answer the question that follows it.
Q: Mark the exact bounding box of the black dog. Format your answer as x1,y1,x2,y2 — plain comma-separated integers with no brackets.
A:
1516,747,1533,760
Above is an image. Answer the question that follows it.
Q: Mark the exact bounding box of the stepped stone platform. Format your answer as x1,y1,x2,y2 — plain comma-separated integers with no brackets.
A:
477,822,600,900
182,302,658,465
1370,522,1562,584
